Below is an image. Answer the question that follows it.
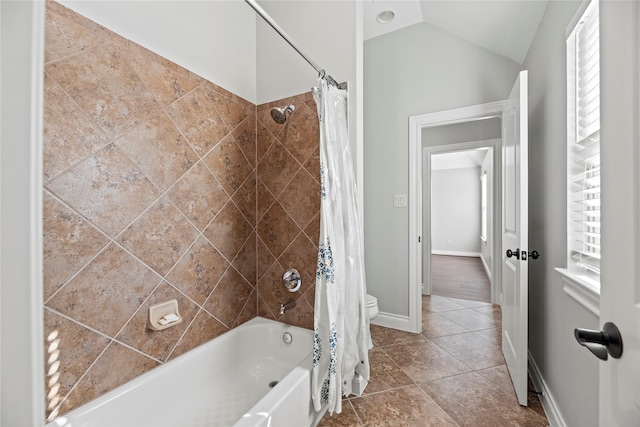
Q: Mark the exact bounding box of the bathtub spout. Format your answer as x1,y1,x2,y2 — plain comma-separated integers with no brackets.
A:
279,299,296,315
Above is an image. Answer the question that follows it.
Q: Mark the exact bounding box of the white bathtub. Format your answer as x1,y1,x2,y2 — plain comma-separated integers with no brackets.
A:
47,317,327,427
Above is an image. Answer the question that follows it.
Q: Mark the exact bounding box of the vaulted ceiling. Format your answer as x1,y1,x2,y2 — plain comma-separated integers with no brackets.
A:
363,0,549,64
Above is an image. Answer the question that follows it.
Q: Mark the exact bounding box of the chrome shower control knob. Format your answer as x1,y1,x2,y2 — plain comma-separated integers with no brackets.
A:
282,268,301,292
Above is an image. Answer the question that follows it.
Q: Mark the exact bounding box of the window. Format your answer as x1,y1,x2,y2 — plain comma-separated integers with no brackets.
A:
566,0,600,285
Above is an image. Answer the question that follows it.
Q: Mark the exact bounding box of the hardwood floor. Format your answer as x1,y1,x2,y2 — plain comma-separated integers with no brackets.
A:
430,255,491,303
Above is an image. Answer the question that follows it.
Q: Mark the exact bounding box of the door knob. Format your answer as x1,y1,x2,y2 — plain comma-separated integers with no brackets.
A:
528,250,540,260
574,322,623,361
506,248,520,259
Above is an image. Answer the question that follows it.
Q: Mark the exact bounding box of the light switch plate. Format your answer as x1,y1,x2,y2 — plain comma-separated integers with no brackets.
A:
393,194,407,208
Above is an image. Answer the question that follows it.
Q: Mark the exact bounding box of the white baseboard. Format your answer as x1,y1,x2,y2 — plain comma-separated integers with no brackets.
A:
370,311,413,332
480,254,492,282
432,250,481,257
528,350,567,427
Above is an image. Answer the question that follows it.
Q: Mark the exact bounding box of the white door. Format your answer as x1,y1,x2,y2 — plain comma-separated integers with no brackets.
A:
501,70,528,406
596,2,640,424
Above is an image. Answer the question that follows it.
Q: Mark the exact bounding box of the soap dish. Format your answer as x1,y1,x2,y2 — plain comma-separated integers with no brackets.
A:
148,299,183,331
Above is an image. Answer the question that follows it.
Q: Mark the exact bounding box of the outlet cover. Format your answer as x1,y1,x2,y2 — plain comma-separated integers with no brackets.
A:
393,194,407,208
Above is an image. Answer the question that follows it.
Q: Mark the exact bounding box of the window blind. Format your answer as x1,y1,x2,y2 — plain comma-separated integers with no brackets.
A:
569,0,600,274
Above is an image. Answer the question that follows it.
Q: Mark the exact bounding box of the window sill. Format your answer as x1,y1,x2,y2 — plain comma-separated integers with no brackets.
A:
555,268,600,316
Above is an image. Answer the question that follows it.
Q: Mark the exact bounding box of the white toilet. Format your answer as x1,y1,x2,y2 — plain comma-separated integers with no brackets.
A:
366,293,379,320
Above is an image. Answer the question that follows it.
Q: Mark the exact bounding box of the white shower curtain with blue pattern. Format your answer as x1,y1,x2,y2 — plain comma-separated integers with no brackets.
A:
311,78,370,415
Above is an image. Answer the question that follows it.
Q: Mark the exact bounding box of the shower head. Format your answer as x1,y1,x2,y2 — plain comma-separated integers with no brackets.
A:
270,105,295,124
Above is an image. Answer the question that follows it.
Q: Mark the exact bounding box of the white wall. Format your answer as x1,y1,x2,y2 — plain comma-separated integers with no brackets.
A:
59,1,257,103
364,22,520,316
524,1,600,425
1,1,46,424
431,167,481,255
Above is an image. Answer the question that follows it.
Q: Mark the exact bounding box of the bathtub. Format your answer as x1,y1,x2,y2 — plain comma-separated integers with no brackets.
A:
47,317,327,427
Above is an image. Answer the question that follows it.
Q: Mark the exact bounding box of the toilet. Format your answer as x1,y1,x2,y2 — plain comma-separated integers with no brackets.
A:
366,294,379,320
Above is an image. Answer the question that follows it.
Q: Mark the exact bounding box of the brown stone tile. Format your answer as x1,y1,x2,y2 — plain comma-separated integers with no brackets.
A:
362,348,413,395
370,324,427,347
350,385,458,427
121,45,198,108
46,243,160,337
43,74,110,181
384,340,472,383
438,308,500,331
257,118,277,162
115,112,198,192
278,232,318,295
232,172,257,227
44,6,110,64
204,134,253,196
46,44,161,140
421,311,469,339
59,342,159,416
43,309,110,417
431,332,505,371
207,89,252,133
46,143,160,237
317,400,363,427
257,294,277,320
204,267,254,328
421,372,548,427
257,178,276,223
165,236,229,305
169,310,229,359
117,196,199,276
472,304,502,321
475,327,502,346
279,168,320,229
257,261,288,320
234,289,257,327
277,101,319,164
166,86,229,156
304,213,321,245
43,192,109,301
203,201,253,262
278,296,314,330
257,141,300,198
422,295,467,313
302,283,316,311
232,232,257,285
303,146,321,183
476,365,515,396
258,201,301,259
257,236,276,281
116,281,200,362
167,161,228,232
232,112,257,168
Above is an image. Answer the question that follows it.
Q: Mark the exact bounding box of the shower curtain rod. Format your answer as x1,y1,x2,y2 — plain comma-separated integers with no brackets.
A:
244,0,339,87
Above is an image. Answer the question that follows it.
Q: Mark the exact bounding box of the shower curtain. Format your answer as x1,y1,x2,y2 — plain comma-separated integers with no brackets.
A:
311,78,370,415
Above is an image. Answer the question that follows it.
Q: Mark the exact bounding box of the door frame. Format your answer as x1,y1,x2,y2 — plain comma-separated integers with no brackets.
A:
408,101,505,332
423,139,500,301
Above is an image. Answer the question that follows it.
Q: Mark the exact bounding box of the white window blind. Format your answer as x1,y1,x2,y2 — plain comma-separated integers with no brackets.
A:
567,0,600,276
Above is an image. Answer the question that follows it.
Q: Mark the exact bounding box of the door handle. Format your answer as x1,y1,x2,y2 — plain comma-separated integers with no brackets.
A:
506,248,520,259
574,322,623,361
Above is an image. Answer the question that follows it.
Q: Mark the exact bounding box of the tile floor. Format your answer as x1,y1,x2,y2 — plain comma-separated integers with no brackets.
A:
318,295,548,427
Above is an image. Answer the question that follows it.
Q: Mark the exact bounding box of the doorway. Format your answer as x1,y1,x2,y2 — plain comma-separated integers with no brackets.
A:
426,145,495,303
408,101,505,333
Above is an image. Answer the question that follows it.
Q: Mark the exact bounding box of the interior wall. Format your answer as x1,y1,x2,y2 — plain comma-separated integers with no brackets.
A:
431,166,481,255
523,1,600,425
363,21,520,316
58,0,257,103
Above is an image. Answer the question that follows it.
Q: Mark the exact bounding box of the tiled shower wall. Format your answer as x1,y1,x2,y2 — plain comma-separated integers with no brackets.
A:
42,1,320,420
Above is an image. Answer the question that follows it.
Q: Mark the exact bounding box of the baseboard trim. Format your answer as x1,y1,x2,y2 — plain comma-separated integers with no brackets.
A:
528,350,567,427
432,250,481,257
370,312,414,332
